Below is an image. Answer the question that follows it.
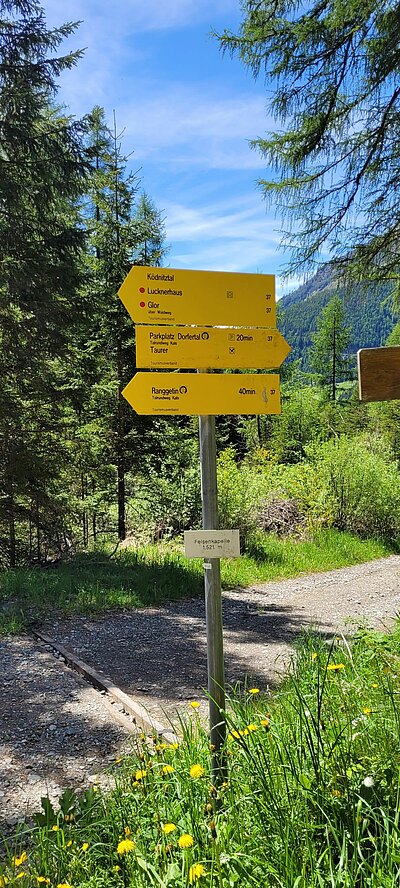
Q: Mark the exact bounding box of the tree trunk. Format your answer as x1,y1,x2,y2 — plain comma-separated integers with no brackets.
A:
35,497,41,563
8,493,16,569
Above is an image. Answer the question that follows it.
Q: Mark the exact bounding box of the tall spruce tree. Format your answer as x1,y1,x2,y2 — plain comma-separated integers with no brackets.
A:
308,297,351,401
82,107,168,541
0,0,87,565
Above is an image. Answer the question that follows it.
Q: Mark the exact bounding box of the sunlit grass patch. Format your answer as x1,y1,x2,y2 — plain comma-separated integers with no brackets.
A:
0,529,394,635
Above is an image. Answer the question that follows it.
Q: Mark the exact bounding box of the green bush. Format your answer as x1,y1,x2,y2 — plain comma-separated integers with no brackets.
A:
306,434,400,539
127,466,201,541
216,448,276,543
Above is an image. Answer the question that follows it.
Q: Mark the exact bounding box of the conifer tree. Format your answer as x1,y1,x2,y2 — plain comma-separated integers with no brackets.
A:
0,0,87,565
82,107,168,541
217,0,400,284
308,297,351,401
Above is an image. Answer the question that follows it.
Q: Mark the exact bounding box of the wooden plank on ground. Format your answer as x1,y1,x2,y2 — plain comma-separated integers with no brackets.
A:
33,630,178,744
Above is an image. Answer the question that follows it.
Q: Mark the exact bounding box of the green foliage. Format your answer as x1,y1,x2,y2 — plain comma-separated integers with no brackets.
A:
216,447,273,542
308,296,351,400
217,0,400,284
306,434,400,538
269,388,329,463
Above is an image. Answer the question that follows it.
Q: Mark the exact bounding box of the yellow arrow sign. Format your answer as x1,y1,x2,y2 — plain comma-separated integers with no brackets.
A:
119,266,276,327
122,372,280,416
135,325,291,370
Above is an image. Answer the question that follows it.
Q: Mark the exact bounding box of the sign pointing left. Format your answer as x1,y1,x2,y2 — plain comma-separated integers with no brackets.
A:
119,265,276,327
122,372,281,416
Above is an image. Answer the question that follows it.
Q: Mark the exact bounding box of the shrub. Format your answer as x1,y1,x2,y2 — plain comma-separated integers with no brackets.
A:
306,434,400,539
216,448,275,544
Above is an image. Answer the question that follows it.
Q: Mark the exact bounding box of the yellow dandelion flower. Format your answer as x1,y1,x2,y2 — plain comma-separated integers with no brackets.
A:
239,728,249,736
331,789,341,797
248,687,260,695
190,764,204,779
36,879,50,885
16,874,27,880
311,652,318,661
260,718,270,728
57,884,73,888
363,707,372,716
190,701,200,709
135,769,147,781
162,823,176,834
0,878,8,887
66,841,73,848
168,743,179,750
12,853,27,868
372,683,379,688
327,663,345,671
162,765,174,775
246,723,258,732
51,825,59,832
113,866,121,872
189,863,206,883
117,839,136,855
81,843,89,853
92,786,98,793
228,730,240,740
178,833,194,849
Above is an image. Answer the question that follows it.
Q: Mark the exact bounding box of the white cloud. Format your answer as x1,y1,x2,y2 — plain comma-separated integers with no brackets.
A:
163,196,283,273
165,197,281,244
120,89,269,170
44,0,238,36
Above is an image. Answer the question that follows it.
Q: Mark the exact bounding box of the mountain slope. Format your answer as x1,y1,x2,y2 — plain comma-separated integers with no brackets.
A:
279,267,396,365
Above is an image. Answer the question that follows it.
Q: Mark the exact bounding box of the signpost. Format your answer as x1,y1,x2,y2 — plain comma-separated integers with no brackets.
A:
118,264,290,788
136,324,290,370
122,371,281,416
358,346,400,401
119,265,276,327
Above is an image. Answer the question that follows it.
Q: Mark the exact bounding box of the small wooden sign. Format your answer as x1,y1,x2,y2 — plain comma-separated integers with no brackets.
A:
358,346,400,402
184,530,240,558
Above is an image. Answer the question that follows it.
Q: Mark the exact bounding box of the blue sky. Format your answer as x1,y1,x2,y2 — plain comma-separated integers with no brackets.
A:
42,0,299,297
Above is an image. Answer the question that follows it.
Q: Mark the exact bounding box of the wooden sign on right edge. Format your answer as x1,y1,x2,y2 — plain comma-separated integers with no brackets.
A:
358,346,400,402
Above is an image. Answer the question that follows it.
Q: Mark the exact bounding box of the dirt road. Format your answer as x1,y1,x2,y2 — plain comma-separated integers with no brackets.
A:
1,554,400,834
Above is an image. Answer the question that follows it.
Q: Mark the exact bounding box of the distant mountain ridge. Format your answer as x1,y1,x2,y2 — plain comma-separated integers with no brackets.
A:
278,266,397,365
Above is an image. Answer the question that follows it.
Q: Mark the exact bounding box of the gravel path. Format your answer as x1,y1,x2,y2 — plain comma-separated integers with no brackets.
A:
1,554,400,836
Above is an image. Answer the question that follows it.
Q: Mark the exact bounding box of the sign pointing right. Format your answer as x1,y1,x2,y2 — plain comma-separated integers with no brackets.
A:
136,325,291,370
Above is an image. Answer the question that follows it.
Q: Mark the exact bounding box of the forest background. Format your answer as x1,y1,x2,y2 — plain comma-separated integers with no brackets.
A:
1,0,400,573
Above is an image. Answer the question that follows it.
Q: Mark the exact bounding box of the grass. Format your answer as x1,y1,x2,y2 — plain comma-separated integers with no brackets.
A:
0,529,394,635
2,625,400,886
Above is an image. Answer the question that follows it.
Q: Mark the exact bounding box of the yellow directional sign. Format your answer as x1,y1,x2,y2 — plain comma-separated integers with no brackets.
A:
122,372,281,416
119,266,276,327
135,325,291,370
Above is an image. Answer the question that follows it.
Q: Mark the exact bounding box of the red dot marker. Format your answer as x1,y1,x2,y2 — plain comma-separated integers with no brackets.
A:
139,287,145,293
140,301,146,308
